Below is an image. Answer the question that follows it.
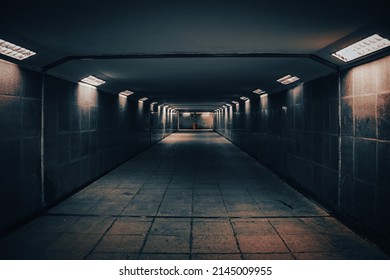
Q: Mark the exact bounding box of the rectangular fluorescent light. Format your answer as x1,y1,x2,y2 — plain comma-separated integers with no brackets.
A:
0,39,36,60
119,90,134,97
139,97,148,102
253,88,266,94
232,101,239,104
240,96,249,101
332,34,390,62
277,74,300,85
80,75,106,86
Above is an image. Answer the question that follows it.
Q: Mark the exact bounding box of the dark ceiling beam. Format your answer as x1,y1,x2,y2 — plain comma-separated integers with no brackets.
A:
43,52,340,71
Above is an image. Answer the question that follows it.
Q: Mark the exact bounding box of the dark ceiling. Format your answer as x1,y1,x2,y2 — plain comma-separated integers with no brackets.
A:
1,0,389,111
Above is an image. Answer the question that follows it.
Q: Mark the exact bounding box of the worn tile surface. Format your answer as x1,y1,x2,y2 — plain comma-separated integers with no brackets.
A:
0,132,388,260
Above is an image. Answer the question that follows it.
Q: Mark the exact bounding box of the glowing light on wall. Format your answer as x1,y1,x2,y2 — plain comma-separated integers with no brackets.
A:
332,34,390,62
232,101,239,104
277,74,300,85
260,93,268,98
0,39,36,60
76,83,98,106
80,75,106,87
139,97,148,102
240,96,249,101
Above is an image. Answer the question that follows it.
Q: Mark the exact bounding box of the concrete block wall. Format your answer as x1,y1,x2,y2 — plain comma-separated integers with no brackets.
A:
340,56,390,245
215,55,390,251
0,59,42,230
0,59,177,232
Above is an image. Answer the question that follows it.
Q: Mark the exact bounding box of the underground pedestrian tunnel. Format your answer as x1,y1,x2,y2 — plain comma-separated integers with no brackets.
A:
0,1,389,260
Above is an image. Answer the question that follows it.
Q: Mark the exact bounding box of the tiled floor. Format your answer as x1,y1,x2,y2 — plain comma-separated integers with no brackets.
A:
0,132,388,260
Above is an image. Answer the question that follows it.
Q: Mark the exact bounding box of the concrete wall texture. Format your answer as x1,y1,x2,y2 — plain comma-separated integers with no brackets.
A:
0,59,177,232
214,55,390,250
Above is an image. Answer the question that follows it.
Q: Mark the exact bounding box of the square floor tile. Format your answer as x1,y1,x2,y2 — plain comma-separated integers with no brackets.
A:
93,235,145,253
192,236,239,253
237,235,289,253
142,235,190,254
107,217,152,235
66,216,115,234
193,220,234,236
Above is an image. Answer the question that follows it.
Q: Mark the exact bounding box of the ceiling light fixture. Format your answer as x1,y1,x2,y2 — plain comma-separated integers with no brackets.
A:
260,93,269,98
240,96,249,101
332,34,390,62
277,75,300,85
226,104,232,107
0,39,36,60
253,89,266,95
119,90,134,97
232,101,239,105
80,75,106,87
139,97,148,102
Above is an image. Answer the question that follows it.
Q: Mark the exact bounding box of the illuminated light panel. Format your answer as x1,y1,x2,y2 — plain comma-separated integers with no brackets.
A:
222,105,227,109
0,39,36,60
119,90,134,97
240,96,249,101
139,97,148,102
80,75,106,87
150,102,158,105
232,101,239,104
260,93,269,98
226,104,232,107
332,34,390,62
253,88,266,95
277,74,300,85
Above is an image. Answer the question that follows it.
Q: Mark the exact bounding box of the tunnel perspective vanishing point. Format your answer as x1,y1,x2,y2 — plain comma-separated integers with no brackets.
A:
0,1,389,260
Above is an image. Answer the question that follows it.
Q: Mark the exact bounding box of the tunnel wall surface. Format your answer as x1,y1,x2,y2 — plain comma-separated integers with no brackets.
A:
0,59,177,232
214,55,390,251
0,59,42,232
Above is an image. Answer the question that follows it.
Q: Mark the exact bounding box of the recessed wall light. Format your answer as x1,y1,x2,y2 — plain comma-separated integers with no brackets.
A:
119,90,134,97
80,75,106,87
139,97,148,102
240,96,249,101
277,75,300,85
0,39,36,60
253,89,266,95
332,34,390,62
